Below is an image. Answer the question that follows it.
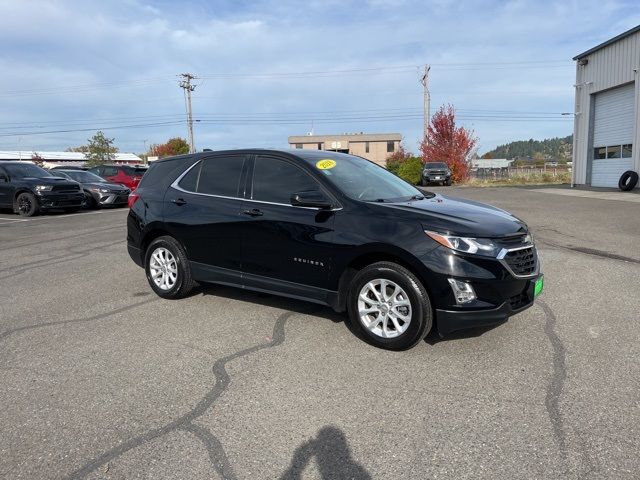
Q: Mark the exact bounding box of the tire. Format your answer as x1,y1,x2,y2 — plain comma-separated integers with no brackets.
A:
445,178,452,186
144,236,196,299
618,170,638,191
346,261,432,350
84,192,99,209
15,192,39,217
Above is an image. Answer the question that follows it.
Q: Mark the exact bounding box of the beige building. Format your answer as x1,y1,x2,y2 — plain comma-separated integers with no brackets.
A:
288,133,402,166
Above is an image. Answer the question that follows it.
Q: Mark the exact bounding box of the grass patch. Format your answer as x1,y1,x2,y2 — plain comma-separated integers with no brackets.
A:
461,172,571,187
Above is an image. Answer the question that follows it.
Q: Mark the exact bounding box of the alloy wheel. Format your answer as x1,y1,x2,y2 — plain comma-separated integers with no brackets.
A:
357,279,412,338
149,247,178,290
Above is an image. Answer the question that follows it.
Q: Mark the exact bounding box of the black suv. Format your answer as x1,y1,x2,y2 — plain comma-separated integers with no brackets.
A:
421,162,452,186
127,150,543,350
0,162,85,216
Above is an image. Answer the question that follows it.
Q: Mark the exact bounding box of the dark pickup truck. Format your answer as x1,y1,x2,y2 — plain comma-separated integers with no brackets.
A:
0,162,85,217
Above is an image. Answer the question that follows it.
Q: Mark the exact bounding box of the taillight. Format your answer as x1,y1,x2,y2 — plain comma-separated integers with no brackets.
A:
128,191,140,208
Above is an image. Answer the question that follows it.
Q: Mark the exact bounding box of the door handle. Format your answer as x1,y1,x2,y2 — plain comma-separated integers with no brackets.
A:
171,197,187,206
243,208,263,217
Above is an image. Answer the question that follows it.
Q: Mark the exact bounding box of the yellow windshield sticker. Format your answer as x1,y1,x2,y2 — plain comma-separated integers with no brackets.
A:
316,159,336,170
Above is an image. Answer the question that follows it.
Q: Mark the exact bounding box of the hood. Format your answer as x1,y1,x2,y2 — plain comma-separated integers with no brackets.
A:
84,182,130,191
24,177,78,185
375,194,527,237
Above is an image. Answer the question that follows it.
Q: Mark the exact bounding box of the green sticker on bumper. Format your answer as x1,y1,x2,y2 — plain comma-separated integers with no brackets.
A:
534,276,544,297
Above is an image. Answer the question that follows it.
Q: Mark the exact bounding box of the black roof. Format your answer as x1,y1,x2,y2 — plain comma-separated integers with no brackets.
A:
574,24,640,60
154,148,353,163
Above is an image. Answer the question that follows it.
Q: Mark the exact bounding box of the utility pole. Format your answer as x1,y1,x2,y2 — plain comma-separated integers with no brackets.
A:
179,73,198,153
420,64,431,143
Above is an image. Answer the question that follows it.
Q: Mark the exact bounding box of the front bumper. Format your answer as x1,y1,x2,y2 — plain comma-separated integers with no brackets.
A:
423,174,450,182
95,191,130,206
37,192,85,209
436,273,542,335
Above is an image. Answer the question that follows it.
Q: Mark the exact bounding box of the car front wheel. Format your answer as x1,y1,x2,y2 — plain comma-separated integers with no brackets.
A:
347,261,432,350
16,192,39,217
144,236,196,299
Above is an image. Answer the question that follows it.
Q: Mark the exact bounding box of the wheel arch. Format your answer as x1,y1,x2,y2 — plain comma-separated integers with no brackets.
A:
333,246,436,316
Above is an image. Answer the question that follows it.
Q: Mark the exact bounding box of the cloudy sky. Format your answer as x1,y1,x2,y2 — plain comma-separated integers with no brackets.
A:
0,0,638,155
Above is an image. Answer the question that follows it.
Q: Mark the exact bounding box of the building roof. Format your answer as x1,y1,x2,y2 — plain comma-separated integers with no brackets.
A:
573,24,640,60
0,151,142,162
288,133,402,143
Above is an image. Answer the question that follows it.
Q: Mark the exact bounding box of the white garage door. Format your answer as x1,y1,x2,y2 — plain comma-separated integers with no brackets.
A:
591,82,635,187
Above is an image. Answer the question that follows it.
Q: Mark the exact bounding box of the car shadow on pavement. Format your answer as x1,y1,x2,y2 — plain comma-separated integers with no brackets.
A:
424,321,506,345
197,284,345,323
280,425,371,480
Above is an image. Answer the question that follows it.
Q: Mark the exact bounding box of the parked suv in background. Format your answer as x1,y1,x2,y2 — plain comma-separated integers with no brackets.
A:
127,150,543,350
0,162,84,216
88,164,147,190
51,169,130,209
421,162,452,186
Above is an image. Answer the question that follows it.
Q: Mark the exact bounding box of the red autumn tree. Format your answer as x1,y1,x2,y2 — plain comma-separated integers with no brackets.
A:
420,104,477,183
151,137,190,158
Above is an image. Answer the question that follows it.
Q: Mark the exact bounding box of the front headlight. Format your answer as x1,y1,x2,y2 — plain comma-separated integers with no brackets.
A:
425,230,501,257
34,185,53,192
89,187,111,193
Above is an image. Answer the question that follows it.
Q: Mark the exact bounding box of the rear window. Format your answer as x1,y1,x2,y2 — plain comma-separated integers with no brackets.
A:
197,156,245,197
138,158,196,190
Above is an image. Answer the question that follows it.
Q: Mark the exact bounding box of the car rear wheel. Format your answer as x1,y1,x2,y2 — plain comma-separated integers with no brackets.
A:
347,261,432,350
16,192,39,217
145,236,196,299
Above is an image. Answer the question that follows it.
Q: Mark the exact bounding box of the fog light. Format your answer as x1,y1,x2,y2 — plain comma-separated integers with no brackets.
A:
448,278,477,304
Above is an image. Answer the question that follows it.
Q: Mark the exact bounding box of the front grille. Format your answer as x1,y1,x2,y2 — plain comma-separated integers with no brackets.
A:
52,184,80,193
504,247,536,276
426,170,447,175
510,291,530,310
498,234,527,247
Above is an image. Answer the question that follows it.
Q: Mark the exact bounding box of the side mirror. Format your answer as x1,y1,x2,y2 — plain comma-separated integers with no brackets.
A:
290,190,332,209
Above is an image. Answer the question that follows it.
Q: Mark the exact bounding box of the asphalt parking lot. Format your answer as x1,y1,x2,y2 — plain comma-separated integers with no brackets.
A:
1,186,639,480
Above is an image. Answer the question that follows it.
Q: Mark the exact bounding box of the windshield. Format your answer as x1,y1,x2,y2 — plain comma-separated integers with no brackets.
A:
4,163,52,178
309,154,425,202
62,171,106,183
425,162,448,169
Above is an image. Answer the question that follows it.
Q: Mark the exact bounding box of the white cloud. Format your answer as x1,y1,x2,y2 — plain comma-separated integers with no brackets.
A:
0,0,636,153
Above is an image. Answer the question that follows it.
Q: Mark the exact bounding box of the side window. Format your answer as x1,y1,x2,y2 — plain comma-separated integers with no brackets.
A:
103,167,118,176
198,156,245,197
178,161,201,192
252,157,319,204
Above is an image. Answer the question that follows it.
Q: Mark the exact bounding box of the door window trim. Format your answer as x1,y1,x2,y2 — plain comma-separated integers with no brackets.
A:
171,154,342,211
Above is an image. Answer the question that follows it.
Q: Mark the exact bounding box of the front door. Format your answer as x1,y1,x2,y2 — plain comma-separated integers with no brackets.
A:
164,154,248,282
241,154,336,300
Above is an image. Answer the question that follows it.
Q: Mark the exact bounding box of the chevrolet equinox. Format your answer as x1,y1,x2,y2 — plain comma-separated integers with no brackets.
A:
127,150,543,350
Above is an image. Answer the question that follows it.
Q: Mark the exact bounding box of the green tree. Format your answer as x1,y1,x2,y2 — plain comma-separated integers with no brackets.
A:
397,157,423,185
385,143,412,175
84,131,118,166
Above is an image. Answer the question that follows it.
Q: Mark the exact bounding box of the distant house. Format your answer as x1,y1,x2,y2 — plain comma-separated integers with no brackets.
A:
0,151,142,168
471,158,513,170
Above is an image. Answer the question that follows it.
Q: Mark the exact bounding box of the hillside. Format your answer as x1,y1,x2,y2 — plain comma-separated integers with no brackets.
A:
482,135,572,161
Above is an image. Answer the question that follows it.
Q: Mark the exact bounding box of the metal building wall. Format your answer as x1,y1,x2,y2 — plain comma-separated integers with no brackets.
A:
572,30,640,185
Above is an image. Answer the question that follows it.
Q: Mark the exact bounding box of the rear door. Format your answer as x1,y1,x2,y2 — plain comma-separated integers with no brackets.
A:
164,153,248,281
0,166,13,207
240,154,336,298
